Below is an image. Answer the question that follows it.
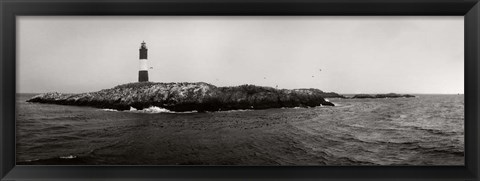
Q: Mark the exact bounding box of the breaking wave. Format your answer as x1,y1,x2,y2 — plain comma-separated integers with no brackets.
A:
221,109,254,113
59,155,77,159
101,109,119,112
130,106,173,113
100,106,198,114
130,106,198,114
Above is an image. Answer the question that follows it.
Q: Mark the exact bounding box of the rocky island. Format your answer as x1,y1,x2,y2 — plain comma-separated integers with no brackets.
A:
27,82,340,112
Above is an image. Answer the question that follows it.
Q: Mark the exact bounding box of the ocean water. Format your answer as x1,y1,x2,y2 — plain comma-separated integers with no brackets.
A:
16,93,464,165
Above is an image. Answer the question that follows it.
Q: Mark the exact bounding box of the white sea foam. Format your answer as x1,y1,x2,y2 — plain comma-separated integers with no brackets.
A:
101,109,118,112
222,109,254,113
59,155,77,159
140,106,173,113
24,158,41,162
280,107,303,109
101,106,197,114
130,106,198,114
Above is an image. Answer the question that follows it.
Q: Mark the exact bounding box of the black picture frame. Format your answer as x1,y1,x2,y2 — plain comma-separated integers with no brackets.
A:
1,0,479,180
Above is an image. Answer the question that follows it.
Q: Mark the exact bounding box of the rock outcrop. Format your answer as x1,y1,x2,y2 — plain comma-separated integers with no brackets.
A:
352,93,415,99
27,82,336,112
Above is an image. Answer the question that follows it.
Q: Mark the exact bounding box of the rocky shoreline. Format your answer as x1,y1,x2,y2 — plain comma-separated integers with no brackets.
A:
27,82,339,112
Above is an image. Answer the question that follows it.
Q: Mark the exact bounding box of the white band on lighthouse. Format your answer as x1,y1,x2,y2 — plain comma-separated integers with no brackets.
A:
139,59,148,71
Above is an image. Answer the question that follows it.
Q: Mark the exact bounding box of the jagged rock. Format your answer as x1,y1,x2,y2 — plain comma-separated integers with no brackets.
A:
27,82,336,112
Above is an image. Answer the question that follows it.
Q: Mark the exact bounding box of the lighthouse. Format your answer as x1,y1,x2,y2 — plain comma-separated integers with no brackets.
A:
138,41,149,82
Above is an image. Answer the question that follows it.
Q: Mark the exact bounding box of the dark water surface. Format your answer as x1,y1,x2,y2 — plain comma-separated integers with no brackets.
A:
16,93,464,165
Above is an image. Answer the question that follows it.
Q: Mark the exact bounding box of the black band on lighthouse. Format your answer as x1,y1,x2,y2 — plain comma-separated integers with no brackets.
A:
139,49,147,59
139,70,148,82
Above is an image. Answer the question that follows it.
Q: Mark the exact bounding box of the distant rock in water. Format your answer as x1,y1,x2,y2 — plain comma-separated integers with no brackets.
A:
352,93,416,99
314,91,346,99
351,94,376,99
27,82,336,112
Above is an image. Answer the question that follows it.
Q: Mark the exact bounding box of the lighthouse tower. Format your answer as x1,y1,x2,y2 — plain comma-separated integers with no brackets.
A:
138,41,149,82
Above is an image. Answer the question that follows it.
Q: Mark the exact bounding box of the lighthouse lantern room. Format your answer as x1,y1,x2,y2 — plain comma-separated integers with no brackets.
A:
138,41,149,82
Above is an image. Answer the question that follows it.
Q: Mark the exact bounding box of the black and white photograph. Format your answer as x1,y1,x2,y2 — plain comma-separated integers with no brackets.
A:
16,16,464,165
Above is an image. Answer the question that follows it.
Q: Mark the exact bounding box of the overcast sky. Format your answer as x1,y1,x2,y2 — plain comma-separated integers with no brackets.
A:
17,16,463,94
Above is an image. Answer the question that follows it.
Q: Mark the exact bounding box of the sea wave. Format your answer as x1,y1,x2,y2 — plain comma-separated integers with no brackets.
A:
129,106,172,113
221,109,254,113
101,108,119,112
17,155,91,165
100,106,198,114
130,106,198,114
59,155,77,159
